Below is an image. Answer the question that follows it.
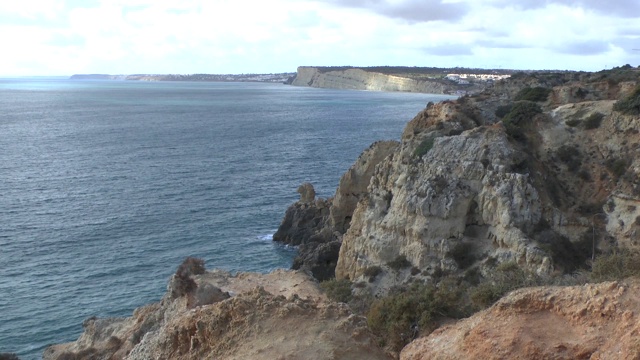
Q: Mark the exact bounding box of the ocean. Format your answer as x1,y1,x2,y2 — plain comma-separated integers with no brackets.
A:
0,78,454,359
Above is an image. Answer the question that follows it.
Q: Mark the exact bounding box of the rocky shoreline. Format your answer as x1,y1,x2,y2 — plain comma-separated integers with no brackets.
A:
41,65,640,359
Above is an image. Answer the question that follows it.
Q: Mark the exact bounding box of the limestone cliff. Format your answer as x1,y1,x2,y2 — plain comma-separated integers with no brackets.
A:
291,67,477,94
331,68,640,295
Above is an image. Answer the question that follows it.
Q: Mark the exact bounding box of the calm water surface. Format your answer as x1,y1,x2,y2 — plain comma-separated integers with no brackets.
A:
0,78,454,359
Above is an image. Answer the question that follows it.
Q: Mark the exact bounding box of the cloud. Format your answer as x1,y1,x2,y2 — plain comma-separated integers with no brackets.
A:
556,40,611,55
320,0,467,22
485,0,640,17
423,43,474,56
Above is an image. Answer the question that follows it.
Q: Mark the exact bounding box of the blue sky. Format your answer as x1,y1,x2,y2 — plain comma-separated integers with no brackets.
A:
1,0,639,75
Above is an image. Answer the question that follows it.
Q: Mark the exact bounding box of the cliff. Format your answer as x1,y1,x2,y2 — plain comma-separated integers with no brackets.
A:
291,66,487,94
44,266,391,360
49,66,640,359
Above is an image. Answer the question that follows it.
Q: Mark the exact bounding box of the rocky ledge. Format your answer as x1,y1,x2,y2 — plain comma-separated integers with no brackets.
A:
44,261,390,360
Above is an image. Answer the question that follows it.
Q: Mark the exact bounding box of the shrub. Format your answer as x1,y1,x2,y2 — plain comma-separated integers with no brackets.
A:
514,86,552,102
469,261,539,310
320,278,353,303
0,354,20,360
414,137,435,157
363,266,382,280
495,104,513,118
583,112,604,130
591,249,640,282
387,255,411,270
556,145,582,172
605,158,628,178
367,279,469,351
172,257,206,298
502,101,542,126
565,118,581,127
448,242,476,269
613,85,640,115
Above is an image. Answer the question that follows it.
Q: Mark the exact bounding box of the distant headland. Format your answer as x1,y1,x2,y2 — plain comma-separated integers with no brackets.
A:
71,66,576,95
69,73,296,83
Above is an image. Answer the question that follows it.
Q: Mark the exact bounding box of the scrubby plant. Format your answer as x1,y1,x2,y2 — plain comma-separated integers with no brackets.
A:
502,101,543,126
565,118,581,127
172,257,206,298
556,145,582,172
495,104,513,119
469,262,541,310
591,249,640,282
387,255,412,270
448,242,476,269
320,278,353,303
0,354,20,360
363,266,382,281
605,158,628,178
583,112,604,129
414,137,435,157
367,278,469,351
613,85,640,115
514,86,552,102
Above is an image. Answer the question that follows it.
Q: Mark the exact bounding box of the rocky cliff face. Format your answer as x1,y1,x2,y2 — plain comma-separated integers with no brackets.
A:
44,269,391,360
291,67,458,94
331,69,640,295
273,141,399,280
401,279,640,360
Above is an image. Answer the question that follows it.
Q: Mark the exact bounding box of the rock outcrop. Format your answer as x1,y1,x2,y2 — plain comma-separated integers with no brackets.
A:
331,68,640,295
274,141,399,280
44,269,390,360
401,279,640,360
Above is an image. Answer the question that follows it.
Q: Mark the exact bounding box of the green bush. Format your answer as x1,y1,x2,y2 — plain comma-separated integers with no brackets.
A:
565,118,581,127
363,266,382,280
469,262,540,310
367,278,469,351
613,85,640,115
495,104,513,118
514,87,552,102
387,255,412,270
171,257,206,298
0,354,20,360
502,101,543,126
556,145,582,172
448,242,476,269
320,278,353,303
605,158,628,178
591,249,640,282
414,137,435,157
584,112,604,130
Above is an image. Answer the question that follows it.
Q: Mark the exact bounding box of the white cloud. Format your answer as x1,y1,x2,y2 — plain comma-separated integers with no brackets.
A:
0,0,639,75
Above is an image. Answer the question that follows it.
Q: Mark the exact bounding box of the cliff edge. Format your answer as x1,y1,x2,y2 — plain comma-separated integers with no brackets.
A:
290,66,492,94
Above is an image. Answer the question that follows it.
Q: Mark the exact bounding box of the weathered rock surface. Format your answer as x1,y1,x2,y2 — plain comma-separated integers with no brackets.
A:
44,269,390,360
334,69,640,295
401,279,640,360
274,141,399,280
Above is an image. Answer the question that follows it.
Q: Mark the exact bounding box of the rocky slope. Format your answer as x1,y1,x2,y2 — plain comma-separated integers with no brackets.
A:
401,279,640,360
291,67,484,94
326,68,640,296
43,268,390,360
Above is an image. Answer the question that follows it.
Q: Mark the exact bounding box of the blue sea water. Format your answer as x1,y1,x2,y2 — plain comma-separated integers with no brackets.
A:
0,78,454,359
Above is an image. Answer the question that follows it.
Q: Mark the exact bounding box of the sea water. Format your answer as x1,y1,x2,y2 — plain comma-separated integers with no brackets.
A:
0,78,454,359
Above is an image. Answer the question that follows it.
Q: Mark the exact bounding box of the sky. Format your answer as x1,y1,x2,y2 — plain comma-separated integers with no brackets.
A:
1,0,639,76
